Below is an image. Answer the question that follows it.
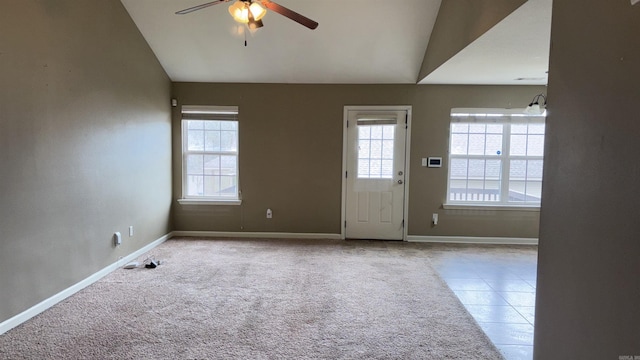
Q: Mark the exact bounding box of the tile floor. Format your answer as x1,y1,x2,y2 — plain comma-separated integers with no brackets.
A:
427,244,538,360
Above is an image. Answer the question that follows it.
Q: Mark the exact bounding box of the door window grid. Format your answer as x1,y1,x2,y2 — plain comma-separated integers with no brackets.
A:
357,125,395,179
448,111,545,206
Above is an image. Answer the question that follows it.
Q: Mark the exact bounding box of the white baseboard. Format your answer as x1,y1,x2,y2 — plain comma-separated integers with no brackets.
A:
171,230,342,240
0,232,171,335
407,235,538,245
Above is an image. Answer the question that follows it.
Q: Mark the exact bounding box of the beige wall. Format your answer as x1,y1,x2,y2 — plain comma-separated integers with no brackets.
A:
0,1,172,323
417,0,526,81
534,1,640,358
172,83,544,238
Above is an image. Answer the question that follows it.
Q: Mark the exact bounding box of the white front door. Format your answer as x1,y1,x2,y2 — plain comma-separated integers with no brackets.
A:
344,108,408,240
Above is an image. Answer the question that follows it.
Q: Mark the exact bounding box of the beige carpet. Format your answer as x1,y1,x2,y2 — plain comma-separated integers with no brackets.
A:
0,238,504,359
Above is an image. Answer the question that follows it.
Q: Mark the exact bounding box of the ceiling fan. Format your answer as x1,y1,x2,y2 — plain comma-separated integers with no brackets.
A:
175,0,319,30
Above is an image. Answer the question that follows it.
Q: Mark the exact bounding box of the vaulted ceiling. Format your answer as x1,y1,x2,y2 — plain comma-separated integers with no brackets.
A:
121,0,552,85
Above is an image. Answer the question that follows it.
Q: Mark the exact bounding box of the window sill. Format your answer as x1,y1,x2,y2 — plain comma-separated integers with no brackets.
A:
443,203,540,211
178,199,242,206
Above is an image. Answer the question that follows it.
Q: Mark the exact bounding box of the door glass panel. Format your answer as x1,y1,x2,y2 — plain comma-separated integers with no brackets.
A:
357,124,395,179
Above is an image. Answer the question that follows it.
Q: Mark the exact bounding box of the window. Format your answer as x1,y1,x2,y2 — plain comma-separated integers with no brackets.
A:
179,106,240,205
446,108,546,207
357,121,396,179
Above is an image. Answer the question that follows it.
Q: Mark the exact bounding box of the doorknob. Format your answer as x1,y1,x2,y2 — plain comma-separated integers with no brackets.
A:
397,180,403,184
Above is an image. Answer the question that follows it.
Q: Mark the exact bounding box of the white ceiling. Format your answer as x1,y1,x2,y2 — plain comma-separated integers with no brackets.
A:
121,0,551,85
419,0,552,85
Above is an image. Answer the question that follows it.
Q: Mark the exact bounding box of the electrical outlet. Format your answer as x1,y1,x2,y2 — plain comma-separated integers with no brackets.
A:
113,232,122,246
129,226,134,237
432,213,439,225
266,208,273,219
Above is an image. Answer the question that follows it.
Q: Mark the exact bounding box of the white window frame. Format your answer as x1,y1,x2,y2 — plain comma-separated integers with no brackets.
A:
178,105,241,206
444,108,546,210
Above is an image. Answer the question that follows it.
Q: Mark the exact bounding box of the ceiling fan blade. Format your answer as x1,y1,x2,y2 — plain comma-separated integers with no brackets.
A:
175,0,230,15
259,0,318,29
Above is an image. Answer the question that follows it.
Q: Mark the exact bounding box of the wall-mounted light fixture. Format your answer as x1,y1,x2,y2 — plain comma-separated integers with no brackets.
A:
525,93,547,115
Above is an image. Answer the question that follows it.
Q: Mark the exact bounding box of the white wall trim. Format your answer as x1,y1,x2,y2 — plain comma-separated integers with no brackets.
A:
171,231,342,240
0,232,171,335
407,235,538,245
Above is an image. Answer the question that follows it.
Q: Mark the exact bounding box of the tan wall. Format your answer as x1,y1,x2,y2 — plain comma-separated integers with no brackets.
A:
0,1,172,323
417,0,526,81
534,1,640,358
172,83,544,238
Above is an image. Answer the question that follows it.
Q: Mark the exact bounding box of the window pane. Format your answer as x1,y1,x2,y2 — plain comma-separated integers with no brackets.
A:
510,160,527,180
187,175,204,196
382,125,395,140
382,140,394,159
204,121,220,130
451,123,469,133
527,160,544,180
449,179,468,201
509,159,544,203
486,124,503,133
484,180,501,202
220,131,237,151
509,180,527,202
485,134,502,156
221,155,237,175
451,134,469,155
469,124,486,133
187,120,204,130
370,126,383,139
188,130,204,151
358,140,371,158
370,140,382,158
468,134,486,155
485,159,502,180
187,155,204,175
221,121,237,131
370,159,382,178
525,181,542,201
204,130,221,151
450,158,468,178
359,126,371,139
466,179,486,201
468,159,486,179
358,159,370,177
511,124,527,134
528,123,545,134
381,160,393,177
527,135,545,156
203,176,220,196
203,155,220,175
220,176,237,194
510,134,527,156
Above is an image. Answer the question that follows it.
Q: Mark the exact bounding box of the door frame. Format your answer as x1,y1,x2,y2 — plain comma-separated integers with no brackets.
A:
341,105,412,241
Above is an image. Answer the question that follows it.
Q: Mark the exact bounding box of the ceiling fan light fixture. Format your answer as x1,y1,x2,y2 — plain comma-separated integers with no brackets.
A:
229,1,249,23
247,10,264,29
228,1,266,24
249,2,266,21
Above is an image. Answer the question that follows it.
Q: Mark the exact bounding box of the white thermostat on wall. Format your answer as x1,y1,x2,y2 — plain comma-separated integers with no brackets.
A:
427,157,442,168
